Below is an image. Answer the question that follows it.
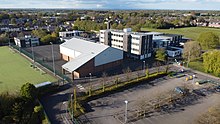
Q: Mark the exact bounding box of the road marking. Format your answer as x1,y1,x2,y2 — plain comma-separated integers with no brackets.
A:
145,118,154,124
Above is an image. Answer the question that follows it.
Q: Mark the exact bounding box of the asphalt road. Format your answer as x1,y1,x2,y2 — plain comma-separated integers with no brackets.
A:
40,65,179,124
40,83,74,124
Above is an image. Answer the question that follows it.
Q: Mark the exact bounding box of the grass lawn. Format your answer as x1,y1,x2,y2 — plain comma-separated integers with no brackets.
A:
0,46,57,93
141,27,220,40
188,61,205,72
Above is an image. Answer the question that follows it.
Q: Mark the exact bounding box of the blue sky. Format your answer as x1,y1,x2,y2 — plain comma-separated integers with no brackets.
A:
0,0,220,10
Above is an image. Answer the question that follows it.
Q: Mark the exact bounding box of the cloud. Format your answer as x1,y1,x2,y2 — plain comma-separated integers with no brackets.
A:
0,0,219,10
206,0,220,1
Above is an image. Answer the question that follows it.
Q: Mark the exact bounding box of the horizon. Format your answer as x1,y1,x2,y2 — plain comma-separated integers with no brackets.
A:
0,8,220,11
0,0,220,11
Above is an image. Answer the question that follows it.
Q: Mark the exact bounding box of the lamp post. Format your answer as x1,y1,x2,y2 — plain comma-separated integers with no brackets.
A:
143,61,145,74
50,42,55,76
193,75,196,84
124,100,128,123
63,101,68,116
71,94,74,122
89,73,92,81
183,62,185,67
87,73,92,96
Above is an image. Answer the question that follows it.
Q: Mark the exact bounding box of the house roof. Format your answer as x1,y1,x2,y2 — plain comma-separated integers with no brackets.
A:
61,37,109,72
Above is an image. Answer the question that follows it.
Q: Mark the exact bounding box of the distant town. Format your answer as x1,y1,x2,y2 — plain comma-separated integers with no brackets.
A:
0,9,219,124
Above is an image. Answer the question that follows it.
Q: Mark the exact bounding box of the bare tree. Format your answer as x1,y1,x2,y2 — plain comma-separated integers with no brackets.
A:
123,67,132,81
101,72,108,92
183,41,201,67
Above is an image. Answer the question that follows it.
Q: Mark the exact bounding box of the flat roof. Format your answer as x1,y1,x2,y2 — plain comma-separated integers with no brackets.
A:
131,32,152,36
153,36,171,40
59,30,83,33
163,34,182,37
145,32,164,35
61,37,109,72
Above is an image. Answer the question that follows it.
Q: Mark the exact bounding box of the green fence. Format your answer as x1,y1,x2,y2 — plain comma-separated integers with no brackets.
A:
11,45,72,83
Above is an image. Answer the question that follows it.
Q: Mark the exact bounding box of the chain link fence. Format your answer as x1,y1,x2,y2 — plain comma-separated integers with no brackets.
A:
11,45,72,83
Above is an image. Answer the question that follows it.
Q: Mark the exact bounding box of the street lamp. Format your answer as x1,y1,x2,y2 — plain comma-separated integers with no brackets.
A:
89,73,92,82
143,61,145,74
50,42,55,76
193,75,196,83
71,94,74,122
63,101,68,116
89,73,92,89
124,100,128,123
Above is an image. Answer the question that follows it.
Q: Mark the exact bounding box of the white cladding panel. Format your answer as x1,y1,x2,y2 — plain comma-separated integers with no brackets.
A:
167,50,181,57
95,47,123,66
111,41,123,46
112,36,123,41
131,50,140,55
60,45,81,59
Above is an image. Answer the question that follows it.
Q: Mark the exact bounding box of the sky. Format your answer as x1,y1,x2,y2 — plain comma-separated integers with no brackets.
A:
0,0,220,10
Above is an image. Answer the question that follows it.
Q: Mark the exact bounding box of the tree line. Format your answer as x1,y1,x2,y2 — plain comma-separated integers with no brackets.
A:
0,83,46,124
183,31,220,77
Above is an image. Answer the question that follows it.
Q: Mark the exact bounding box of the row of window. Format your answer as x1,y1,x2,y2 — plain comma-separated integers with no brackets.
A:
132,37,140,40
112,34,123,37
112,39,123,43
131,43,139,46
131,48,139,52
112,44,123,48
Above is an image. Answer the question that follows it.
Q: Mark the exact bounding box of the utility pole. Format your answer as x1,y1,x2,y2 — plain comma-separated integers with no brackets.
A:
31,42,35,66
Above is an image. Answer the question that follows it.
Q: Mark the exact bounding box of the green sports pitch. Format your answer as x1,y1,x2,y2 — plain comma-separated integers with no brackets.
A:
141,27,220,41
0,46,57,93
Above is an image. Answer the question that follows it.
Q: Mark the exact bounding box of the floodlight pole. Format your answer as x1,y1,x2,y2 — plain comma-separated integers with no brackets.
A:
50,42,55,76
31,42,35,65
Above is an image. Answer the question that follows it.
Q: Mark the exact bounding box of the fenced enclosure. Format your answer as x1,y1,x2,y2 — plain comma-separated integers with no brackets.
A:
11,45,72,83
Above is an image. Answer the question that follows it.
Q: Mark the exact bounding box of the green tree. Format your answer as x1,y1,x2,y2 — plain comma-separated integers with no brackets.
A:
20,83,37,100
32,19,38,25
183,41,202,67
72,26,78,30
41,34,56,44
10,18,16,24
51,32,58,38
117,23,124,30
12,101,24,123
0,33,9,45
32,29,47,38
155,48,167,62
197,32,220,50
203,50,220,77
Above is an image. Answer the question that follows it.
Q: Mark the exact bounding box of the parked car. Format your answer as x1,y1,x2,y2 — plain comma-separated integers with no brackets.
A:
174,87,186,94
192,89,206,96
216,86,220,92
196,80,209,85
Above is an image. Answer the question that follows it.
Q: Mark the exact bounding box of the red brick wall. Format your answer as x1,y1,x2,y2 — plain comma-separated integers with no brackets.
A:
76,58,123,78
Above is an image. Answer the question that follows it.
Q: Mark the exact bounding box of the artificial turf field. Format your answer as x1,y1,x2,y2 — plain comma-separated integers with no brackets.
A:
0,46,57,93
